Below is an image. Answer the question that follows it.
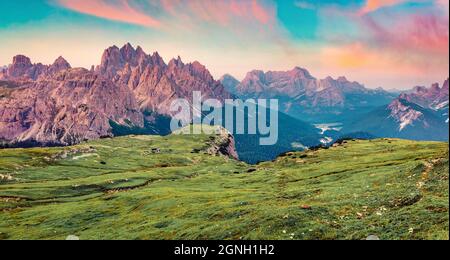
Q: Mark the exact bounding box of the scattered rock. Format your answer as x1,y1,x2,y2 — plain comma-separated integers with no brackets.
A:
204,127,239,160
300,205,312,210
366,235,380,240
66,235,80,240
0,174,14,182
150,148,161,154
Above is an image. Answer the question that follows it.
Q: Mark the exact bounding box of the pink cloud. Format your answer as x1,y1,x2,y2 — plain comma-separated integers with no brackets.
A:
251,0,273,24
57,0,161,28
159,0,276,27
320,41,448,89
57,0,277,32
359,0,409,15
364,12,449,55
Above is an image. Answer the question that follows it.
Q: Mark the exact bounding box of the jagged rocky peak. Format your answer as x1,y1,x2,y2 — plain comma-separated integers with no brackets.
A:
442,79,449,91
220,74,240,93
52,56,71,68
7,55,33,78
150,51,165,66
1,54,72,80
430,82,441,92
243,67,316,85
99,43,168,76
289,66,315,79
399,79,449,108
220,74,239,82
186,61,215,82
48,56,71,74
98,45,123,74
337,76,349,82
244,70,266,82
168,55,184,69
120,43,136,60
12,55,32,68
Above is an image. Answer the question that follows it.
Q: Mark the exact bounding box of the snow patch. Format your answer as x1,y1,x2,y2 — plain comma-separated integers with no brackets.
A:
314,123,343,135
320,137,333,144
291,142,308,149
388,100,423,131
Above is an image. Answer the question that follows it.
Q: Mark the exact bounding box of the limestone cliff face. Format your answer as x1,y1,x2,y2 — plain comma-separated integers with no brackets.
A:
99,43,231,115
0,68,143,146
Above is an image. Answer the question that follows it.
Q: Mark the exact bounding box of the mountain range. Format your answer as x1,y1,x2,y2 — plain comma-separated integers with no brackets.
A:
0,43,448,163
0,44,322,163
221,68,398,123
220,70,449,143
343,80,449,141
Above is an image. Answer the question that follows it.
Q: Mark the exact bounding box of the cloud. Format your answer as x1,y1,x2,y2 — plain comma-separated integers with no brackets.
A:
320,41,448,89
359,0,409,15
363,12,449,56
158,0,276,28
57,0,161,28
56,0,276,29
294,1,315,10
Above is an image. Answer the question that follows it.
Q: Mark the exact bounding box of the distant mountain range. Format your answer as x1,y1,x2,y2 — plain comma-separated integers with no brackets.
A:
220,68,398,123
221,70,449,143
0,43,448,163
343,80,449,141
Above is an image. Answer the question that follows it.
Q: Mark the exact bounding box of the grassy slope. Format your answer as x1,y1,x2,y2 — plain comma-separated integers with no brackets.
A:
0,133,448,240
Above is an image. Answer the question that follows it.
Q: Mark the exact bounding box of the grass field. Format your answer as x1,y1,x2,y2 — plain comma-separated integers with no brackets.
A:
0,131,448,240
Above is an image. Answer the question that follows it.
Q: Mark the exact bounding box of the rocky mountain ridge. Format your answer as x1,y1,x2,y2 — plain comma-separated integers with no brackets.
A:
0,43,230,147
220,68,397,122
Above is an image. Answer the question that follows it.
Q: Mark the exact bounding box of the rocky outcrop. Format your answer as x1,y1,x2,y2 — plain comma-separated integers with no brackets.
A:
205,126,239,160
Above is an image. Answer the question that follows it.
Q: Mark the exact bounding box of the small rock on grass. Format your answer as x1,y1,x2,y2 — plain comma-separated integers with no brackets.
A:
300,205,312,210
366,235,380,240
66,235,80,240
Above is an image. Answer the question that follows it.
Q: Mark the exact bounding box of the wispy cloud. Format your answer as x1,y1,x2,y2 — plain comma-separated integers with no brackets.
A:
363,11,449,55
294,1,315,10
159,0,277,32
359,0,409,15
57,0,162,28
56,0,276,29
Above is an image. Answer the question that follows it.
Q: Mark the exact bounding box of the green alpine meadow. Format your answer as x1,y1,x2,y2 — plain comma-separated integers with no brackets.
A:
0,128,448,240
0,0,449,245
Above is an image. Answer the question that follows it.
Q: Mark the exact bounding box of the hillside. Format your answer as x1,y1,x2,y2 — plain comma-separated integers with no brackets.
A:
0,131,448,240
